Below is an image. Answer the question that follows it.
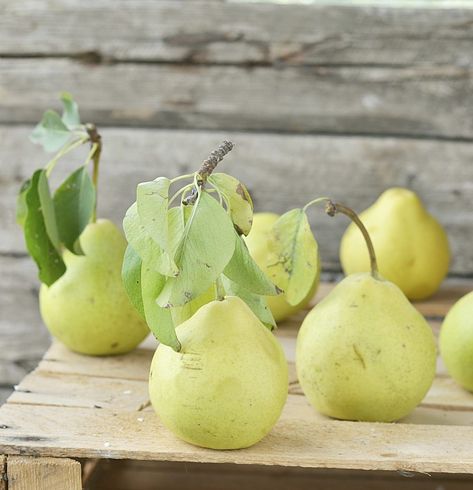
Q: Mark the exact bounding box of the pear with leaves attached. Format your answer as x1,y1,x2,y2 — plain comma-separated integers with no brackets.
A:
245,212,319,322
296,200,436,422
18,94,148,355
122,141,288,449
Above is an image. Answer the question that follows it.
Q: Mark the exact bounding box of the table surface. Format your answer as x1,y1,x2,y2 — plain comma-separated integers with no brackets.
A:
0,279,473,474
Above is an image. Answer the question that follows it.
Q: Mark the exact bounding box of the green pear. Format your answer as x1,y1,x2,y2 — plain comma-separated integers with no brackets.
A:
439,291,473,391
340,188,450,300
40,219,149,355
245,212,319,322
297,273,436,422
149,296,288,449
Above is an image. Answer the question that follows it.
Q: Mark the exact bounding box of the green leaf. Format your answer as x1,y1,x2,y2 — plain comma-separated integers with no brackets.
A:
37,170,61,251
53,166,95,253
60,92,81,128
136,177,171,252
222,276,276,330
267,208,319,306
22,170,66,286
157,191,236,307
224,233,278,295
141,260,181,351
16,179,31,227
208,173,253,235
30,110,71,152
122,245,145,318
123,203,178,277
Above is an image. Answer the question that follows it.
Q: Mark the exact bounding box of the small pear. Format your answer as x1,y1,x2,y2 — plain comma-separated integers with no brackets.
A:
340,188,449,300
40,219,149,355
439,292,473,391
149,296,288,449
297,201,436,422
245,212,319,322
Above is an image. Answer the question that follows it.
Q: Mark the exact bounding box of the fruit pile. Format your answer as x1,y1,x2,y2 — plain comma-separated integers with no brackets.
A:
17,96,471,450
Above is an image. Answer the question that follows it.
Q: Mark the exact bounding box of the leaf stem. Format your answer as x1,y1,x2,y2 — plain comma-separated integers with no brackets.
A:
86,124,102,223
302,196,331,212
324,200,380,279
169,183,194,207
45,137,88,177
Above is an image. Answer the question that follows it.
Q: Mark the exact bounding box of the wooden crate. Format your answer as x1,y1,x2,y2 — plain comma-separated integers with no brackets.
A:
0,278,472,489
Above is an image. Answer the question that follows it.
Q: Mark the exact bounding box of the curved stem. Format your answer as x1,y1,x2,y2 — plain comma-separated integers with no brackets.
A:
302,196,331,212
169,182,194,207
45,137,88,176
86,124,102,223
325,200,380,279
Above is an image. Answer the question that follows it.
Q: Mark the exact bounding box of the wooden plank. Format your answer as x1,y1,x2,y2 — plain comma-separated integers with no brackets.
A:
1,58,472,139
1,396,473,473
87,459,473,490
1,1,472,69
2,127,473,275
7,456,81,490
0,455,6,490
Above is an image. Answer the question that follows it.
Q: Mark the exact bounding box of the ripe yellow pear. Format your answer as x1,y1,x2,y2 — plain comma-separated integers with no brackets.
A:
245,212,319,322
149,296,288,449
439,292,473,391
40,219,149,355
340,188,449,300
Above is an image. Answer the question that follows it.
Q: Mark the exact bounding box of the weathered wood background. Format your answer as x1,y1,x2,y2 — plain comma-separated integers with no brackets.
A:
1,0,473,398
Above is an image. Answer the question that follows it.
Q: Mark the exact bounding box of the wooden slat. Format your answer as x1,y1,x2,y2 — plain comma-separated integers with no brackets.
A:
1,58,472,139
2,127,473,275
2,396,473,473
7,456,81,490
2,1,472,69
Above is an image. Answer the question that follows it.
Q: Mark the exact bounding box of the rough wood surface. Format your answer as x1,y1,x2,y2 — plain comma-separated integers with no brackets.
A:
2,127,473,274
2,1,472,68
1,58,472,138
6,456,81,490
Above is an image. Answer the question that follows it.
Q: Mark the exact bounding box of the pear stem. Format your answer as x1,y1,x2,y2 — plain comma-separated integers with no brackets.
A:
86,124,102,223
183,140,234,205
216,276,226,301
325,200,380,279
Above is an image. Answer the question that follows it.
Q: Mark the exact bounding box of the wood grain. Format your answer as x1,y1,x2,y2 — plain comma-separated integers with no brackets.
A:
1,58,472,138
7,456,81,490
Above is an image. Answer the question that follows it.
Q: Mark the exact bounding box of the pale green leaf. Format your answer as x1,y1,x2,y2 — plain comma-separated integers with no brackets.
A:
267,208,319,306
224,233,278,295
53,166,95,253
122,245,145,318
222,276,276,330
141,260,181,351
208,173,253,235
60,92,81,128
30,110,71,152
157,191,236,307
22,170,66,286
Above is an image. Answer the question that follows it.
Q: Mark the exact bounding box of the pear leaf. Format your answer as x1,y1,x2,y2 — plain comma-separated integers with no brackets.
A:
60,92,81,128
267,208,319,306
30,110,72,152
21,170,66,286
222,276,276,330
136,177,171,252
16,179,31,227
208,173,253,235
123,203,178,277
157,191,236,307
224,233,278,296
122,245,145,318
141,260,181,351
171,286,215,326
37,170,61,251
53,166,95,253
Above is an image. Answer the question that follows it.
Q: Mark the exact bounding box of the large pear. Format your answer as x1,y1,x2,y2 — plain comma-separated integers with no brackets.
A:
340,188,449,300
40,219,149,355
245,212,319,322
439,291,473,391
149,296,288,449
296,273,436,422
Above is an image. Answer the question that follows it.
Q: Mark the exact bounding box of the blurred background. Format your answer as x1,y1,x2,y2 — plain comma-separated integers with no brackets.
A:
1,0,473,403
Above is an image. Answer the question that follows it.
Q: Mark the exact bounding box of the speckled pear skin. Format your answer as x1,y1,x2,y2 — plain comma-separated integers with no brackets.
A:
340,188,450,300
296,273,436,422
40,219,149,356
245,212,319,322
149,296,288,449
440,291,473,391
